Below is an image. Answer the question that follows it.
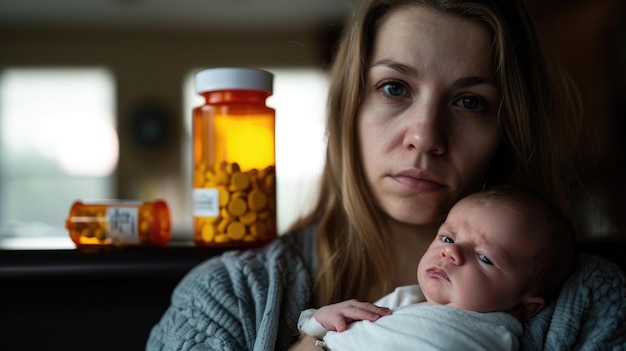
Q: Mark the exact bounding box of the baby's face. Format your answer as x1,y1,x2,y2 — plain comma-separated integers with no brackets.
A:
417,198,540,313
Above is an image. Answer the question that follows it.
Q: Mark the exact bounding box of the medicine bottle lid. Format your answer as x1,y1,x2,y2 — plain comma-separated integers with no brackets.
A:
195,67,273,94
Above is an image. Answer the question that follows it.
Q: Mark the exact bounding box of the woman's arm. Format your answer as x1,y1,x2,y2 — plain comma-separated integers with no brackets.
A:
522,254,626,350
147,256,249,350
148,227,317,351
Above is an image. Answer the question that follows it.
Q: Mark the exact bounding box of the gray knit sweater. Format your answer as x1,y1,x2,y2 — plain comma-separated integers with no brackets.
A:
147,225,626,350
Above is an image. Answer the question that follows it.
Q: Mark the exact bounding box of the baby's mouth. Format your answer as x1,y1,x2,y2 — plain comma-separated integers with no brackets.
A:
426,267,450,282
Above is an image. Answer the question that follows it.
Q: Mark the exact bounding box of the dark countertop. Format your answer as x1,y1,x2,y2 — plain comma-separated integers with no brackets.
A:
0,244,226,283
0,244,228,351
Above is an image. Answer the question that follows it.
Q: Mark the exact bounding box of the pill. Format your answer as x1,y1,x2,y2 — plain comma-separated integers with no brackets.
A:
220,207,231,220
217,218,231,233
218,186,230,207
228,198,247,217
239,211,257,225
201,224,215,242
230,172,250,191
214,234,230,243
82,228,94,238
214,172,230,185
95,228,106,240
226,162,240,173
194,160,277,245
243,234,257,242
227,222,246,240
248,190,267,211
250,221,267,238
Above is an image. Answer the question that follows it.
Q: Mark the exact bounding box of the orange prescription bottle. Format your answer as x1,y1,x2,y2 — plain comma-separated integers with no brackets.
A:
192,67,277,247
66,200,171,247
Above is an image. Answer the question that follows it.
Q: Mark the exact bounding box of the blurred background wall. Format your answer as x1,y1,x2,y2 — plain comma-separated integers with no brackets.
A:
0,0,624,247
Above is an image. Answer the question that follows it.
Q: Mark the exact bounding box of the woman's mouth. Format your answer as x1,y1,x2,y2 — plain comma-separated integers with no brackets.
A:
392,169,444,192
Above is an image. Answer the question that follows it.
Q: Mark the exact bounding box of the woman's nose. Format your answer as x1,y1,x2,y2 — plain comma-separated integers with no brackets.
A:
402,99,446,155
440,245,463,265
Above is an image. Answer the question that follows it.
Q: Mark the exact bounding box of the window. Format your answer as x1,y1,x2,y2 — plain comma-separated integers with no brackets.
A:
0,68,117,248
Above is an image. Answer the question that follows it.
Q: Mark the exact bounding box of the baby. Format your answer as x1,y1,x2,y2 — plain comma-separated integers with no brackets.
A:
298,185,576,351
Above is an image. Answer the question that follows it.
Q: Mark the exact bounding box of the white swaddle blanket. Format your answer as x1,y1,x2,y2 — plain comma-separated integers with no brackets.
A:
298,285,522,351
322,303,521,351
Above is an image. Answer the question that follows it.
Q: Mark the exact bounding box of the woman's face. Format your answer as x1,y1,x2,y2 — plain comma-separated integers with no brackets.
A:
358,6,502,225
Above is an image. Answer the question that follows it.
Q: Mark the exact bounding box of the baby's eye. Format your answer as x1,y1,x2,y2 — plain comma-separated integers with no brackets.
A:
478,254,493,265
379,81,407,97
454,95,486,111
441,236,454,244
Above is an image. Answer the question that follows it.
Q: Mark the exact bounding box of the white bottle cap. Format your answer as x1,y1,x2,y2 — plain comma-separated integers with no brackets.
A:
195,67,273,94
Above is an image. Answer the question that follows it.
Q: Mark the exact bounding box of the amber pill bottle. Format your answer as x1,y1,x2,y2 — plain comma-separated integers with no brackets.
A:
66,200,171,247
192,67,277,248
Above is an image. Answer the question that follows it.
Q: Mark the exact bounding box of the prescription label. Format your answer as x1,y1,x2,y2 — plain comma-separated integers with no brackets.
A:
105,207,140,244
193,188,219,217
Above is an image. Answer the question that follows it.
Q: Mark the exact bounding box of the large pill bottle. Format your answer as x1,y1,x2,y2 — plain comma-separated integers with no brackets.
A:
192,67,277,248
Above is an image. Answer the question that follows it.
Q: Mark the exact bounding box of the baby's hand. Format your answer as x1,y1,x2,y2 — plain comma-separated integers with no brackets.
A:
314,299,391,332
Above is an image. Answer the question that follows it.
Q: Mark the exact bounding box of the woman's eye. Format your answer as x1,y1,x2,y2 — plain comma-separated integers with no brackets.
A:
478,254,493,265
455,96,486,111
379,81,407,97
441,236,454,244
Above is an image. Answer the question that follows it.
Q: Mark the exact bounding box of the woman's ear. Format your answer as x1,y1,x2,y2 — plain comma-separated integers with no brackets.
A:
508,296,546,321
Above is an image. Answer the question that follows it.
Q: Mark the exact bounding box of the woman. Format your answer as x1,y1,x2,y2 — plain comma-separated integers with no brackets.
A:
148,1,626,350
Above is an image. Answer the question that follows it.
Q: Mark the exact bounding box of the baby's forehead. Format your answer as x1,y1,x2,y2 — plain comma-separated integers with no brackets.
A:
452,196,545,243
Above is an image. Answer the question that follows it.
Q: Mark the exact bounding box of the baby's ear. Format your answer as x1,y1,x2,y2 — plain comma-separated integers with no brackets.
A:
517,296,546,321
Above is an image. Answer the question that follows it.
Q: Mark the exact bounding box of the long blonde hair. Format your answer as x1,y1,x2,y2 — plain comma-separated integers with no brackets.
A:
289,0,582,306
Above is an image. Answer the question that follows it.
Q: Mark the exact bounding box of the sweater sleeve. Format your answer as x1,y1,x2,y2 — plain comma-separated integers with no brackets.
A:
147,227,317,351
521,254,626,350
146,253,251,351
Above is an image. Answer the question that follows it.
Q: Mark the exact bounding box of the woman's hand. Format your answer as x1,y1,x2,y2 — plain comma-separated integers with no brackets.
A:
316,299,391,332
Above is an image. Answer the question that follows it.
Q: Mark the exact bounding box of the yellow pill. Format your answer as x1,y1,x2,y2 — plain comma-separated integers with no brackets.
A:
263,173,275,193
201,224,216,242
230,172,250,191
226,162,241,174
239,211,257,225
247,168,259,179
217,218,231,234
214,172,230,185
195,170,206,186
248,190,267,211
218,186,230,207
228,198,247,217
203,171,216,185
219,161,229,171
203,179,217,188
203,214,220,223
231,191,246,200
215,234,230,243
243,234,257,242
227,222,246,240
95,228,106,240
250,221,267,238
220,208,232,220
81,228,94,238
